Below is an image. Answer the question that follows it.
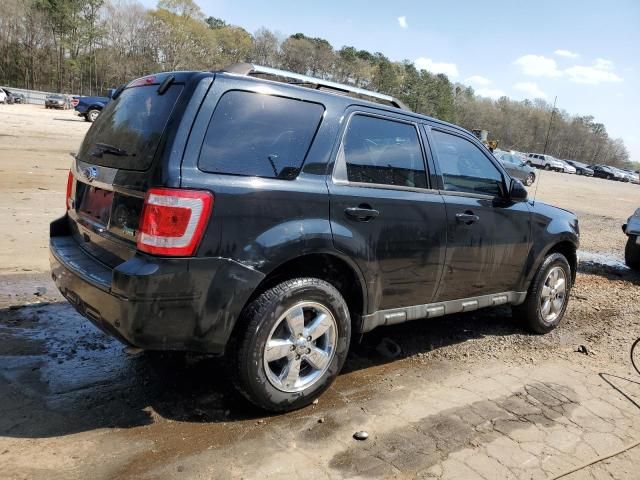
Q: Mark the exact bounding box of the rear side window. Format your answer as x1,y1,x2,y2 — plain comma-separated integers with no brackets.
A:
198,91,324,179
78,84,183,171
340,114,427,188
432,130,504,197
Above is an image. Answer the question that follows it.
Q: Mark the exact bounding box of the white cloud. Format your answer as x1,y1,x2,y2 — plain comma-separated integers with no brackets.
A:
414,57,459,77
554,49,579,58
513,82,547,99
465,75,491,86
513,54,563,77
565,58,623,84
475,88,506,99
397,16,407,28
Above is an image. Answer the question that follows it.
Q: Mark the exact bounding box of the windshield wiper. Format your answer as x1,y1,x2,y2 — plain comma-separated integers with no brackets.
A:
92,143,129,157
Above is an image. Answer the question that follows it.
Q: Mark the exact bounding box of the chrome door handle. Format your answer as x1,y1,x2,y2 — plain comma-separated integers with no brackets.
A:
455,212,480,225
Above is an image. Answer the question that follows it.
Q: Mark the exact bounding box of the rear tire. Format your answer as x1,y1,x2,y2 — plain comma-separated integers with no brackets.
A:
514,253,572,334
86,109,99,122
625,236,640,271
524,173,535,186
229,278,351,412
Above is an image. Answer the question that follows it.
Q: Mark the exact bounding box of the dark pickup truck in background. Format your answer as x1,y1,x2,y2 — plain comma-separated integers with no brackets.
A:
71,94,112,122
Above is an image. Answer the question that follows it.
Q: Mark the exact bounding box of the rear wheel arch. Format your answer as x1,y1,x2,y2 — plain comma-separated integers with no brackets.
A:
239,253,367,336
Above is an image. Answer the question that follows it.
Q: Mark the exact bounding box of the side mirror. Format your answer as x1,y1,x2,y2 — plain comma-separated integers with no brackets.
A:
509,178,528,202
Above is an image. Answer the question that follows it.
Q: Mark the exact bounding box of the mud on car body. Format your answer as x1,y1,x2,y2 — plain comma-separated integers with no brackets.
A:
50,65,579,412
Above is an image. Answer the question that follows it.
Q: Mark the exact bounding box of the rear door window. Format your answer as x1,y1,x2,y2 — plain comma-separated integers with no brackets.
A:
337,114,427,189
198,91,324,179
78,84,183,171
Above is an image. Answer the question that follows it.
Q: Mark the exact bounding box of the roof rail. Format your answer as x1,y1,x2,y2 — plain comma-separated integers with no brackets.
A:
222,63,411,112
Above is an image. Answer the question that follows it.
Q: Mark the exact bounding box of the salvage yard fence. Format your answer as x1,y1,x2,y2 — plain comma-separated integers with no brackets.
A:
0,86,78,106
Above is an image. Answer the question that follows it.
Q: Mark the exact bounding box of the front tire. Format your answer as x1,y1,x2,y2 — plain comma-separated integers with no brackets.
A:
514,253,572,334
230,278,351,412
625,236,640,271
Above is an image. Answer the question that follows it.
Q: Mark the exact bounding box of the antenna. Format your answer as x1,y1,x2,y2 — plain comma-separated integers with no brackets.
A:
533,96,557,206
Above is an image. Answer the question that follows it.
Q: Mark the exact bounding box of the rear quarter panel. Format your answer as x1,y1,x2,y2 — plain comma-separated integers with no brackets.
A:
179,75,346,275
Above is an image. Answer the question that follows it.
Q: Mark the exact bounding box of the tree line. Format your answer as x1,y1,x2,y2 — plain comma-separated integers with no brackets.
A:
0,0,631,167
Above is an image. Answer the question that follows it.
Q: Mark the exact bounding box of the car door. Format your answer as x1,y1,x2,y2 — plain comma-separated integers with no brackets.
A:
328,110,447,315
426,127,531,301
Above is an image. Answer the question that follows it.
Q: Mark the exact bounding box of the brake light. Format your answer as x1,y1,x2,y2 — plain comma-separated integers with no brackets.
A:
137,188,213,256
66,170,74,210
128,76,157,88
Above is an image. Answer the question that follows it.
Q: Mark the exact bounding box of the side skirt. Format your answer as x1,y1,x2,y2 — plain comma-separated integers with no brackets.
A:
361,291,527,333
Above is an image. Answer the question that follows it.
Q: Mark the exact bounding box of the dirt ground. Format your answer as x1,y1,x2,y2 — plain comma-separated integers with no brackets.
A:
1,104,640,479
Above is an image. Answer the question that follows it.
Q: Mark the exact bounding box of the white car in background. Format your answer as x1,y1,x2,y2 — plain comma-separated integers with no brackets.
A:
621,169,640,184
558,160,576,174
526,152,564,171
0,88,7,104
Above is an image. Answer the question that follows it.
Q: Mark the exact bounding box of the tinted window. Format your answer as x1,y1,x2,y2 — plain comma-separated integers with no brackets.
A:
432,130,504,197
341,115,427,188
199,91,324,179
78,84,183,171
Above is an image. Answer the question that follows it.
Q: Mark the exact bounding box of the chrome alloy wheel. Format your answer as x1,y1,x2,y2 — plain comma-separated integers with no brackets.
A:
540,266,567,324
263,302,338,393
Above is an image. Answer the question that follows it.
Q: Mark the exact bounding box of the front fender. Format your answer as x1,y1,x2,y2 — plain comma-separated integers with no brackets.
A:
521,206,579,290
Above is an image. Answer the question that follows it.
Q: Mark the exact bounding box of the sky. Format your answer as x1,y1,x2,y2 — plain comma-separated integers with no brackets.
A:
139,0,640,162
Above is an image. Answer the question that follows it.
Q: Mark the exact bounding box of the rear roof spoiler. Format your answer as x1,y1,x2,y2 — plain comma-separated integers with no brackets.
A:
222,63,411,112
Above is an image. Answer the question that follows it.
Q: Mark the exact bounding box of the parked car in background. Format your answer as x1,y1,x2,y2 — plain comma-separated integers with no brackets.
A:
493,149,536,186
590,165,626,181
623,209,640,270
564,160,593,176
620,169,640,184
526,153,564,171
610,167,633,183
4,89,25,104
45,94,69,109
558,160,576,174
50,65,579,412
72,93,111,122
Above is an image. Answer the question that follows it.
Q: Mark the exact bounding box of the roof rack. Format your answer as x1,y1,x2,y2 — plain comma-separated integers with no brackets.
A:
222,63,411,112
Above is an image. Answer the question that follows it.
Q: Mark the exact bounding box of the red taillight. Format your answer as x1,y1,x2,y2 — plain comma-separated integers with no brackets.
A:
66,170,74,210
136,188,213,256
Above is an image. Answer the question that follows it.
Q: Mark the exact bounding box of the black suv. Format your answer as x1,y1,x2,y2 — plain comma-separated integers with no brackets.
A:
50,64,579,411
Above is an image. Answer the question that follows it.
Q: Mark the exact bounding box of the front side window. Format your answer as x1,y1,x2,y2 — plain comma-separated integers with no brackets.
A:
340,114,427,188
432,130,505,197
199,91,324,179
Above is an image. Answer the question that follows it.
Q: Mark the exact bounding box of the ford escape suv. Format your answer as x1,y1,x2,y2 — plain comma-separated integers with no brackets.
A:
50,64,579,412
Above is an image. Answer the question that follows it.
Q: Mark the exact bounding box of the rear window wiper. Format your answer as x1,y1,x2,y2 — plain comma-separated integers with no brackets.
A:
92,143,130,157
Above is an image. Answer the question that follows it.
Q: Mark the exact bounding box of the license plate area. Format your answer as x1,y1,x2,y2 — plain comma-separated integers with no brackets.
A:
77,183,113,225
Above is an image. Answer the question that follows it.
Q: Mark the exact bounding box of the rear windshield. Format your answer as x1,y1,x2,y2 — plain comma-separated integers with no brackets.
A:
198,90,324,179
78,84,183,171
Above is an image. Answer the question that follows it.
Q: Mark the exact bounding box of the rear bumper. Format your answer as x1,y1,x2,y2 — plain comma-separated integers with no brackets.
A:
50,216,264,354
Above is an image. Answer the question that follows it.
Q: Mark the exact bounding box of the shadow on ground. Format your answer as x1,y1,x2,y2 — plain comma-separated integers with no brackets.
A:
0,299,524,439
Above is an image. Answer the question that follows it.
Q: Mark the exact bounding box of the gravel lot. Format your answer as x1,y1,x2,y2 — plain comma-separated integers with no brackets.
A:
1,104,640,479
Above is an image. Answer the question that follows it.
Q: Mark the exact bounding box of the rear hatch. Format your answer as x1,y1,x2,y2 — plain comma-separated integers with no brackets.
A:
67,75,186,267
